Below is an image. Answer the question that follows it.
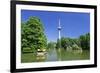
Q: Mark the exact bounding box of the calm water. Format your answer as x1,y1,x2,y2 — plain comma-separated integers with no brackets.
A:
21,49,90,63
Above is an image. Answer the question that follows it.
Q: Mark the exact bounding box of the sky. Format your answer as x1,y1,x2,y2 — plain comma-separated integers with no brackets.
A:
21,10,90,42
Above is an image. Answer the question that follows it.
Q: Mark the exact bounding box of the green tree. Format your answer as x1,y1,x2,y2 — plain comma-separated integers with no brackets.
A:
21,17,47,53
61,37,69,49
56,37,72,50
55,39,59,49
72,38,81,47
72,44,81,50
79,33,90,50
47,42,56,49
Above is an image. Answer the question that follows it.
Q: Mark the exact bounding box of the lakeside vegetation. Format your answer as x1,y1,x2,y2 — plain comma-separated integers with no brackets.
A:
48,33,90,51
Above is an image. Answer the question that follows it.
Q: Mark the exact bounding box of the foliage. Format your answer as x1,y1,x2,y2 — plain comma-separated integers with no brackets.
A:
56,33,90,50
47,42,56,49
72,44,81,50
22,47,33,53
79,33,90,50
55,39,59,49
61,37,70,49
21,17,47,53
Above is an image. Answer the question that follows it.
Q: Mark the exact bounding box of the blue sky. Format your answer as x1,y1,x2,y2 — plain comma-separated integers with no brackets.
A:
21,10,90,42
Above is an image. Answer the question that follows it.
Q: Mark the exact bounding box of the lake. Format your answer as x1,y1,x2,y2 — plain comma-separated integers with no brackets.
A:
21,49,90,63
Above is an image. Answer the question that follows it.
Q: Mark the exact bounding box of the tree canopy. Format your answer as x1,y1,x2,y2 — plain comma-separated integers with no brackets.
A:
79,33,90,50
56,33,90,50
21,17,47,53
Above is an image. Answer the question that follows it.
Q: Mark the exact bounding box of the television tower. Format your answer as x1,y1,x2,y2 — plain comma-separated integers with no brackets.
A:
58,19,61,40
58,19,61,49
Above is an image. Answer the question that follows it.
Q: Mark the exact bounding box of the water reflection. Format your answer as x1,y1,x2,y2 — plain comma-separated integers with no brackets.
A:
36,56,46,62
21,48,90,63
36,52,47,62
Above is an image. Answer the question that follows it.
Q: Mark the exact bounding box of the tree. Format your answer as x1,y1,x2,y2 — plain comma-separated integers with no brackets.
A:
55,33,90,51
79,33,90,50
61,37,69,49
21,16,47,53
72,44,81,50
47,42,56,49
72,38,81,47
56,37,72,50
